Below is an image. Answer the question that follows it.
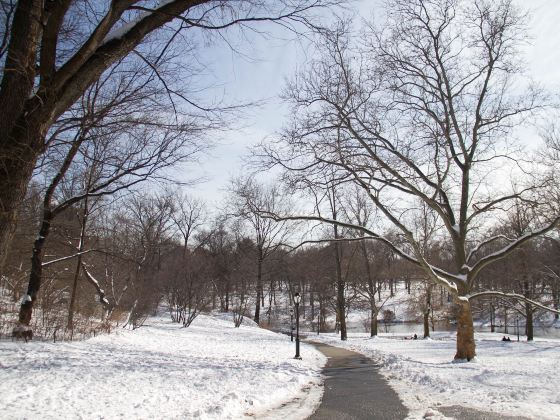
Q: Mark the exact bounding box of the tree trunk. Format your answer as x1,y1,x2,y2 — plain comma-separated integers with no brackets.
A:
490,302,495,333
333,239,347,341
524,281,534,341
0,131,45,281
370,306,378,337
0,1,44,276
310,291,315,324
424,289,431,338
67,199,89,331
67,258,82,334
423,311,430,338
454,299,476,361
552,284,559,320
360,240,378,338
430,306,435,332
15,209,53,331
254,254,263,324
525,304,533,341
317,298,322,334
267,283,273,324
224,286,229,312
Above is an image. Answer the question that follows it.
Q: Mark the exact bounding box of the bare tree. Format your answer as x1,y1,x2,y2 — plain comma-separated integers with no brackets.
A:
164,246,210,327
258,0,559,360
203,220,236,312
0,0,341,275
228,177,289,325
13,61,205,335
171,192,206,255
165,191,208,326
343,188,395,336
123,193,175,328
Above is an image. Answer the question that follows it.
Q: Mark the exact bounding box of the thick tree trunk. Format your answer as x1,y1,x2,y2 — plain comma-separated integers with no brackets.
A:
0,131,45,279
454,299,476,361
0,1,44,275
370,307,378,337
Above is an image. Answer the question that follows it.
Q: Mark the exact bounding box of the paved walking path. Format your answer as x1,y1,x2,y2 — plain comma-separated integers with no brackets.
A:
307,342,408,420
306,341,529,420
437,406,530,420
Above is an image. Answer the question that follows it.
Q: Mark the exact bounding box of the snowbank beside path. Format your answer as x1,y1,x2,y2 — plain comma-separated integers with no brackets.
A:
311,331,560,420
0,314,326,419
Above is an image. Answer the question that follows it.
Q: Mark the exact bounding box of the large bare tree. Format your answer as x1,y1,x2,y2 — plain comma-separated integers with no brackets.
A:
14,57,205,334
0,0,339,274
258,0,560,360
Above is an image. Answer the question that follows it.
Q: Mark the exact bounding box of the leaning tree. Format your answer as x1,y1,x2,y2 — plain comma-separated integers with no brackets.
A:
258,0,560,360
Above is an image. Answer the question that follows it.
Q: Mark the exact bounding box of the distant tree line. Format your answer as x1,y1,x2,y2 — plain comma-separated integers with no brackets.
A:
2,173,558,345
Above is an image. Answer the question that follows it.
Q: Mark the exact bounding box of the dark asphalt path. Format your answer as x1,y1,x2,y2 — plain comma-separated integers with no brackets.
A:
307,342,408,420
306,341,529,420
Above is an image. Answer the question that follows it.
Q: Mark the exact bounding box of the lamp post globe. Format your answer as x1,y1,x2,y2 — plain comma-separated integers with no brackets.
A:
294,292,301,359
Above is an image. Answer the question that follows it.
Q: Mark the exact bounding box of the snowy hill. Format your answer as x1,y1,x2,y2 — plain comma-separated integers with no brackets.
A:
0,313,325,419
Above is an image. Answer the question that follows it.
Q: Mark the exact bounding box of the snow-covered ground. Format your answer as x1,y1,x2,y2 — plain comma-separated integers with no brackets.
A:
0,313,326,419
311,331,560,420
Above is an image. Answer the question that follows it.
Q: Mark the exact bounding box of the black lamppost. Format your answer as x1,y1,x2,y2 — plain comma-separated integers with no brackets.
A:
290,308,294,342
294,292,301,359
516,316,520,342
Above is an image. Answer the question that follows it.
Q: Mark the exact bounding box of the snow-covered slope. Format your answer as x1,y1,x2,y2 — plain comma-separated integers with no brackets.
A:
311,331,560,420
0,314,326,419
